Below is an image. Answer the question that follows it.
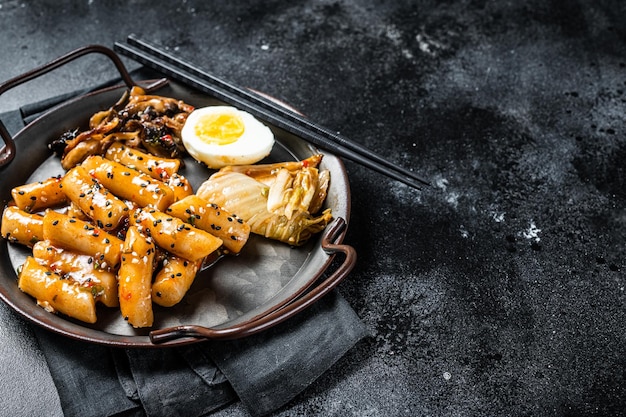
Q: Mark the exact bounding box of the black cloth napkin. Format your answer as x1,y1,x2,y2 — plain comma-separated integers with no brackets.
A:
1,89,369,417
33,291,366,417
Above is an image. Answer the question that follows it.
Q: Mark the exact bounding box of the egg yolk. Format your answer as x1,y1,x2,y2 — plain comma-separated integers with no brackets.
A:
194,113,245,145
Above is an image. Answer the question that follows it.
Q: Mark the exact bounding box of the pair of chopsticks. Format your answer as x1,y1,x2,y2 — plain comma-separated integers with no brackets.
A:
113,35,429,189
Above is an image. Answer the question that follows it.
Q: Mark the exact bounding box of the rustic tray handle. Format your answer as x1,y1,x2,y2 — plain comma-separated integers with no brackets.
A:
0,45,139,167
149,216,356,344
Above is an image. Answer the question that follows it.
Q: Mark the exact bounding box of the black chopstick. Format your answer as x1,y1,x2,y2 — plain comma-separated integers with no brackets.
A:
114,38,429,189
126,35,430,188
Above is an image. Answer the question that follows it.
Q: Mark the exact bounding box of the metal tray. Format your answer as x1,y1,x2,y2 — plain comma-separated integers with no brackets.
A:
0,46,354,347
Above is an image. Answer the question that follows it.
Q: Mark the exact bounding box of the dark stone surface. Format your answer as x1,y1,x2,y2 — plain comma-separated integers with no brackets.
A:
1,0,625,416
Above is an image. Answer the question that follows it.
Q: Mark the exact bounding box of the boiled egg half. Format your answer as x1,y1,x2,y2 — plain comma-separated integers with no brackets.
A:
181,106,275,168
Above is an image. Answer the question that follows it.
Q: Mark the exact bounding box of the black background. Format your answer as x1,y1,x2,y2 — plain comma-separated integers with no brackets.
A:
1,1,625,415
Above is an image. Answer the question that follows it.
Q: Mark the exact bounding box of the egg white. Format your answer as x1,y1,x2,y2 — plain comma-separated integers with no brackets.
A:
181,106,275,168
